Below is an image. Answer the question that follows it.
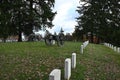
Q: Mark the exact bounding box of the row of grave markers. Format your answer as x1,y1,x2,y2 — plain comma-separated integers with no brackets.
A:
80,40,89,54
49,53,76,80
49,41,89,80
104,43,120,53
49,41,120,80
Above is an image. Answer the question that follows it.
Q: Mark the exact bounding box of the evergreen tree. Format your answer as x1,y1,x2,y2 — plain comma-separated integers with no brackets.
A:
0,0,14,42
76,0,120,46
0,0,56,42
72,26,83,41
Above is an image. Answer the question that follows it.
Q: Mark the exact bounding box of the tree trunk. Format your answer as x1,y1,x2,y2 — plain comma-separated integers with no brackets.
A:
91,33,93,43
97,37,100,44
29,0,33,35
3,38,6,43
18,31,22,42
17,10,22,42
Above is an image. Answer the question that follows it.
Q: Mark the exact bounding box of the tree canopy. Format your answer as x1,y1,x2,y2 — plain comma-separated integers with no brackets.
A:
0,0,56,42
75,0,120,46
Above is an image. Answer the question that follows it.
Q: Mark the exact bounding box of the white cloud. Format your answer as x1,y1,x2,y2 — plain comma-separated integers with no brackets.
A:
39,0,80,35
51,0,80,34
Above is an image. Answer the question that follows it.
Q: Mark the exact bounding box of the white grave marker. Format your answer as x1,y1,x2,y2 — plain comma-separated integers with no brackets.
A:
110,44,112,48
114,46,117,52
83,43,85,49
51,40,55,45
80,45,83,54
65,58,71,80
72,53,76,69
117,48,120,53
49,69,61,80
112,45,114,49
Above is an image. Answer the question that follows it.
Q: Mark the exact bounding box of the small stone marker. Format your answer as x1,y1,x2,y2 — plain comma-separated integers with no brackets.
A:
83,43,85,49
108,43,110,47
72,53,76,69
114,46,117,52
65,58,71,80
82,40,89,49
119,47,120,53
80,45,83,54
51,40,55,45
49,69,61,80
110,44,112,48
117,48,120,53
112,45,114,49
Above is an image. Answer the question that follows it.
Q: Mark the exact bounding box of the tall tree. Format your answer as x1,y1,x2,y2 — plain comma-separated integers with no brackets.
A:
0,0,13,42
76,0,120,46
13,0,56,42
0,0,56,42
72,26,83,41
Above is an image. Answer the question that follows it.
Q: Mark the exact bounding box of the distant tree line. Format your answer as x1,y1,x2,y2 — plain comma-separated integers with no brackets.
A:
73,0,120,46
0,0,56,42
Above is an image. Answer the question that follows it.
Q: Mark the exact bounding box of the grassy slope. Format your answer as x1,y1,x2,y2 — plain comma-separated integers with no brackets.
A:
77,44,120,80
0,42,120,80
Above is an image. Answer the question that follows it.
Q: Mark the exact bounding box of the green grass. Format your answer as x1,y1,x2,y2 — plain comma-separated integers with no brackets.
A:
0,42,120,80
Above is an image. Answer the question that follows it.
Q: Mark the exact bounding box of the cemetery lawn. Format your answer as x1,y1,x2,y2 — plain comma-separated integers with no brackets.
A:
0,42,120,80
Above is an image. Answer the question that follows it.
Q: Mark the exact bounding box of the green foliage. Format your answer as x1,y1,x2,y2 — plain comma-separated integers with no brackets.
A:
0,0,13,41
0,0,56,42
76,0,120,46
72,26,84,41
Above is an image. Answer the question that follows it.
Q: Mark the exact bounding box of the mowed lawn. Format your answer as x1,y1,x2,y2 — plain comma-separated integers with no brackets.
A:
0,41,120,80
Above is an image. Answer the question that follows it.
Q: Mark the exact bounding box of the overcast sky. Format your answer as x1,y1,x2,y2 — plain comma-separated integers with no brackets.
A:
37,0,80,35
